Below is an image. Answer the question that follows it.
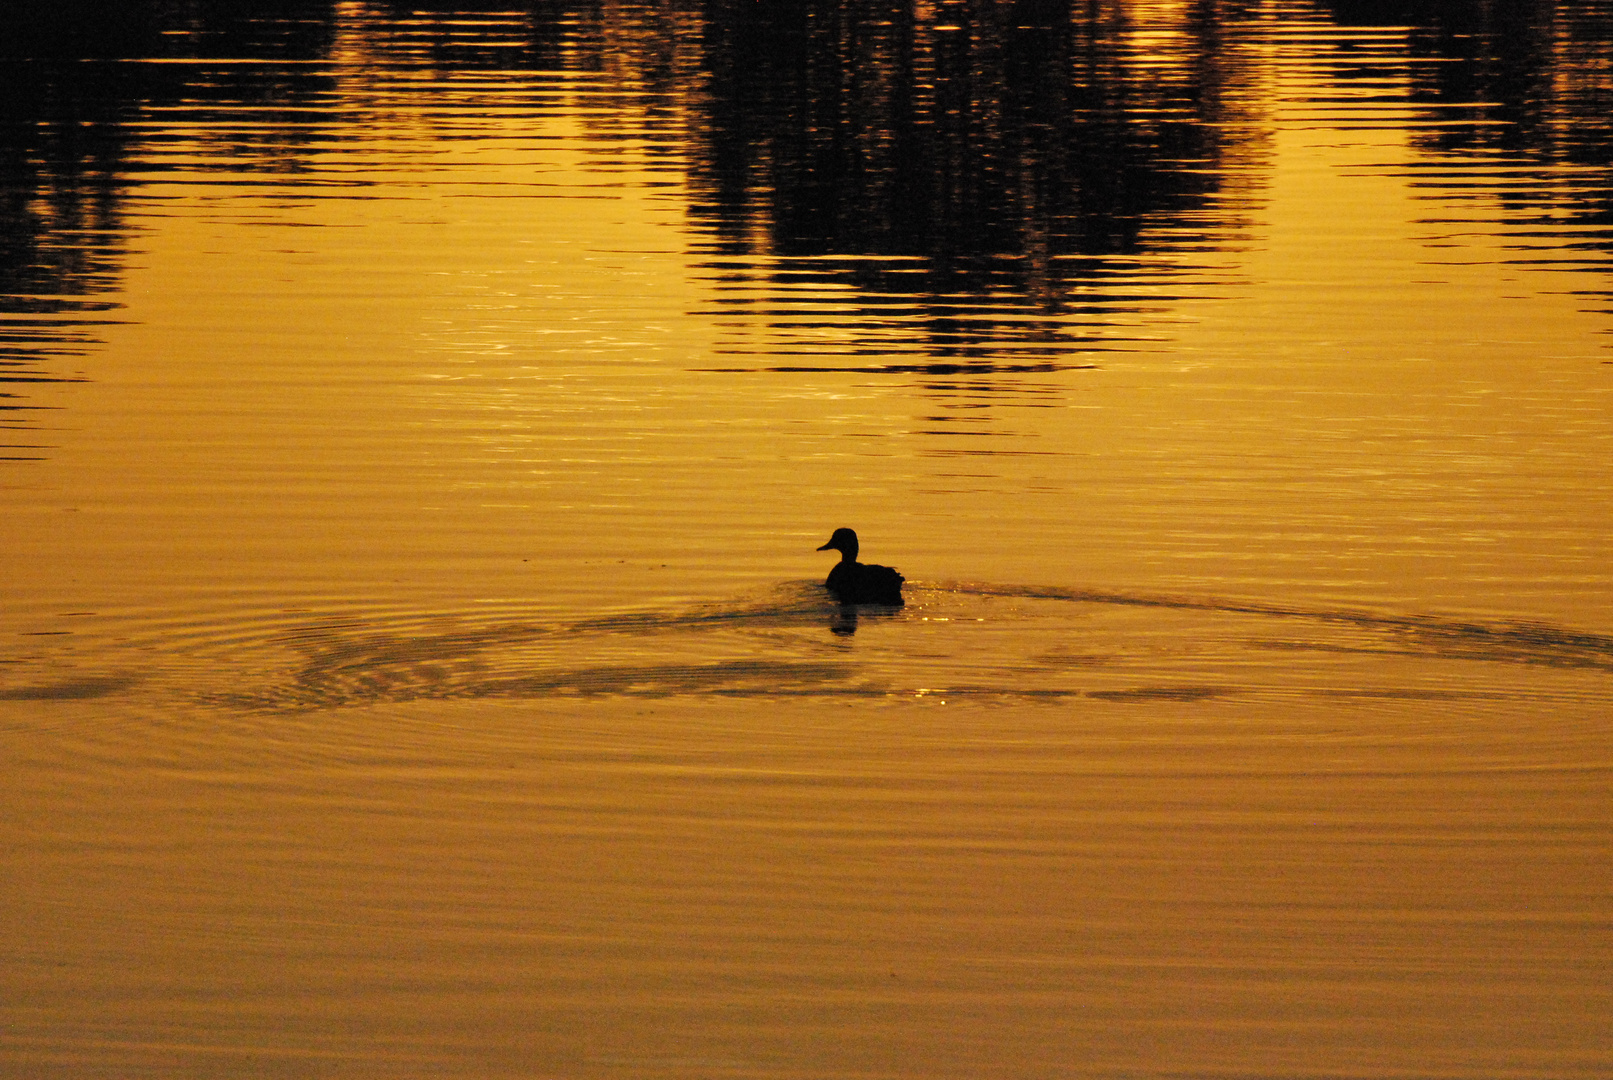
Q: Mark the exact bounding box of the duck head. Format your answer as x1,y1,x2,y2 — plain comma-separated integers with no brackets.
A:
816,528,859,561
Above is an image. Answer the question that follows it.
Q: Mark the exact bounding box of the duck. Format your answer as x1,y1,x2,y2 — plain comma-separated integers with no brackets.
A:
816,528,904,605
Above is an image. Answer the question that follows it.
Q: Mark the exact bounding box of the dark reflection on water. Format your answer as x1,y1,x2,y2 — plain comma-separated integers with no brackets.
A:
1402,2,1613,300
687,0,1268,366
2,0,1613,451
692,0,1259,256
1,57,134,457
1,1,340,456
1326,0,1613,292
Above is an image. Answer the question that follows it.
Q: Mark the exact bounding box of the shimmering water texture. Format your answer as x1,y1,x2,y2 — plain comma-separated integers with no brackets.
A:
9,584,1613,712
3,1,1613,1078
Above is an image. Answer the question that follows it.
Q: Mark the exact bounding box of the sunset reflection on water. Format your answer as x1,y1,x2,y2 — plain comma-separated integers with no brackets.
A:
2,2,1612,1077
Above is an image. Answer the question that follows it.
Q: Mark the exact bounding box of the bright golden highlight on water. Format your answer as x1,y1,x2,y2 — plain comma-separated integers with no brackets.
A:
2,2,1611,1077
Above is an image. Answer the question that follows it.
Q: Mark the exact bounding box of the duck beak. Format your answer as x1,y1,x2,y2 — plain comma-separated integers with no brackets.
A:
816,541,834,551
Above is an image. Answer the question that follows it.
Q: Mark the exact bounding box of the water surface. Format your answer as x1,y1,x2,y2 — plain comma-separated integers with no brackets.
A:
3,2,1611,1077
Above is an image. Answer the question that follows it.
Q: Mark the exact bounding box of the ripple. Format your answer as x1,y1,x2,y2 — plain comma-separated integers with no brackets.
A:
8,581,1606,717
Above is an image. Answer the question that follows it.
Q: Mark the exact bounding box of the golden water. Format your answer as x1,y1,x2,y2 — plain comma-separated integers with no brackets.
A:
3,3,1611,1077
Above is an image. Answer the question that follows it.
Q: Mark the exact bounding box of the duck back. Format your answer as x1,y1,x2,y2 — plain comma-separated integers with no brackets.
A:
826,560,905,605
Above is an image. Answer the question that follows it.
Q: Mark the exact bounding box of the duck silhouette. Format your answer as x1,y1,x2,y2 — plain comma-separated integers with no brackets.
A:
816,528,904,605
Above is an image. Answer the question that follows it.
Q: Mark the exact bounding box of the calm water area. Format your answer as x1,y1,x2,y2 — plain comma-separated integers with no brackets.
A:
3,1,1612,1076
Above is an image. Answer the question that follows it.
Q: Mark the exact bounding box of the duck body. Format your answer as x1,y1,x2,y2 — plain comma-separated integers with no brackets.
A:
817,528,904,605
825,559,905,606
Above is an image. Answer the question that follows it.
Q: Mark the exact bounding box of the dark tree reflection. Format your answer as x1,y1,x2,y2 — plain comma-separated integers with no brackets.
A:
680,0,1272,367
2,41,152,452
1326,0,1613,293
0,1,338,455
691,0,1261,263
3,0,1612,450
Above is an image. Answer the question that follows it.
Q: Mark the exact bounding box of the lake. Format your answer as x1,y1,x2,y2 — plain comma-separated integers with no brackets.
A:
3,1,1611,1076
